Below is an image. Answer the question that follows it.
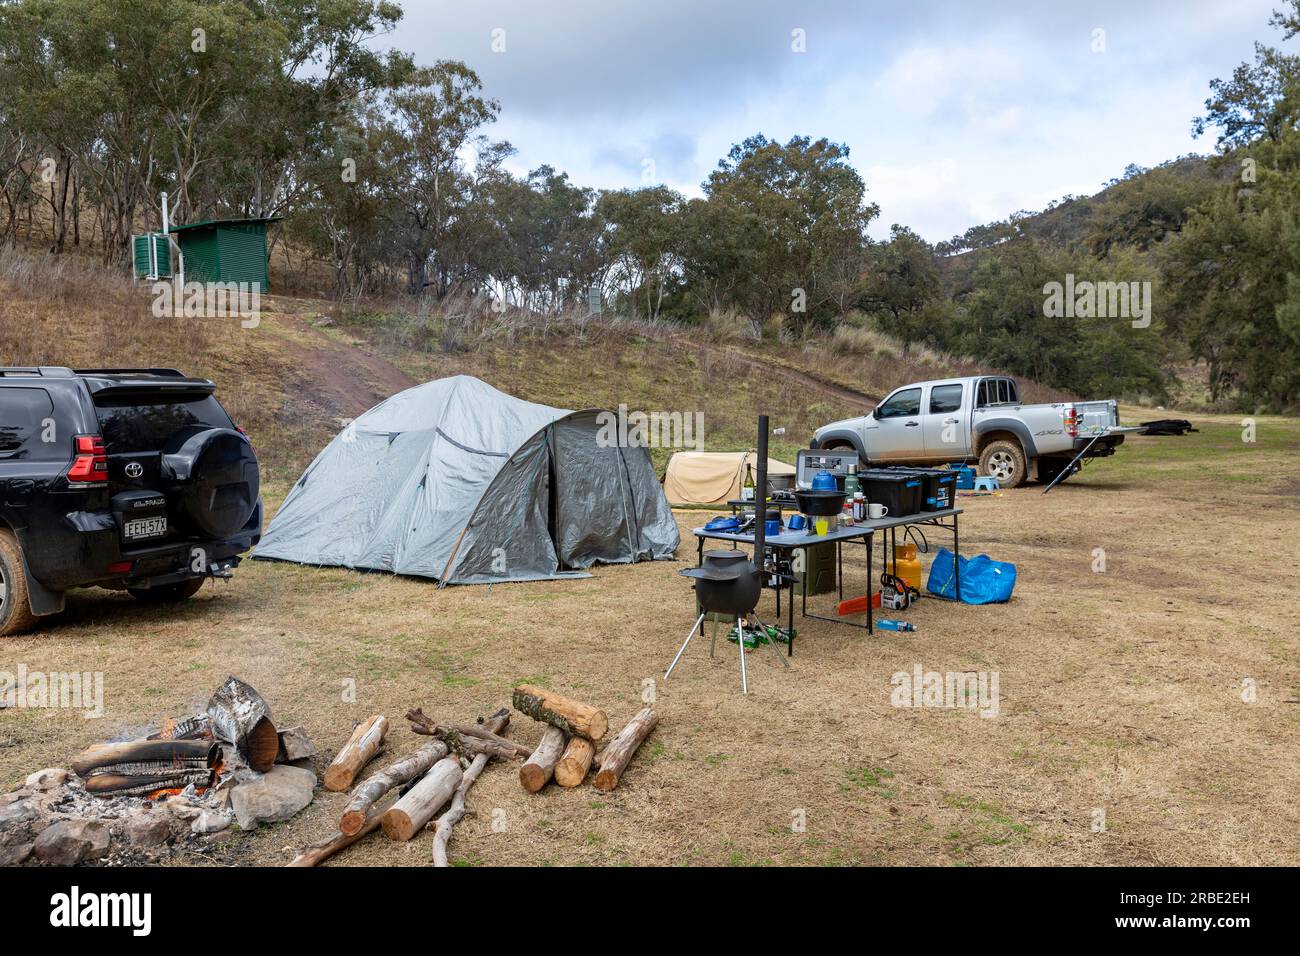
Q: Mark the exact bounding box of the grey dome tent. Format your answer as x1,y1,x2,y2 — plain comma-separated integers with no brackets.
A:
253,375,679,584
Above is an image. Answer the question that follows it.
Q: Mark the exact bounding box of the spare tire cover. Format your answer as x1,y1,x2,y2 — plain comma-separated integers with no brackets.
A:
161,428,260,539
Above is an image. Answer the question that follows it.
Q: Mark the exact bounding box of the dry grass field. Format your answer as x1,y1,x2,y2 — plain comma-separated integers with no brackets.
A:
2,412,1297,867
3,250,1297,866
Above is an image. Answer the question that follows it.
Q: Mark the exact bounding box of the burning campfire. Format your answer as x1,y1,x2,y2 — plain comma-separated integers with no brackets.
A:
0,676,318,867
71,739,221,798
67,677,278,801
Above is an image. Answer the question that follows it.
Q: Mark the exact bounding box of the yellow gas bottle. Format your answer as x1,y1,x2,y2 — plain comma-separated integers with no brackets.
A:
893,542,923,593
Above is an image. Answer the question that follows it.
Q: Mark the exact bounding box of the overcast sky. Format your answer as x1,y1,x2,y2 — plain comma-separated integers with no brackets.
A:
388,0,1282,242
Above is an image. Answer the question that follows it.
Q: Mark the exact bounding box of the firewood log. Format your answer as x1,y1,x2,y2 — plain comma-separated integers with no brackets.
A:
207,676,279,772
381,756,462,841
71,739,219,777
340,709,509,835
519,726,566,793
511,684,608,740
554,736,595,788
323,714,389,792
339,740,447,835
407,713,531,759
83,770,214,797
288,813,382,867
593,708,658,791
432,751,489,867
444,729,530,761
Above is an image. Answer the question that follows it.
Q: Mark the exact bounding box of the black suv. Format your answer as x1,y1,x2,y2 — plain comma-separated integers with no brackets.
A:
0,367,261,635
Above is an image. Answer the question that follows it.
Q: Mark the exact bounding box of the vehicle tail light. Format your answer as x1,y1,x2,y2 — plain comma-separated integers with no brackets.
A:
67,435,108,484
236,425,254,451
1063,405,1079,439
106,560,133,574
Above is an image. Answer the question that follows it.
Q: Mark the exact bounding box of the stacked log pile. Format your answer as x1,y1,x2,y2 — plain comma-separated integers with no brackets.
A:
287,686,659,867
510,685,657,794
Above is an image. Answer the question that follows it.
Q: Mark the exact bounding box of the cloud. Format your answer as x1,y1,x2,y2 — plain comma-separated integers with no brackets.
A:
387,0,1284,240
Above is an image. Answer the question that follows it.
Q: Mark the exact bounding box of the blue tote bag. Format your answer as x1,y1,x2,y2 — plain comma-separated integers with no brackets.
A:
926,548,1016,604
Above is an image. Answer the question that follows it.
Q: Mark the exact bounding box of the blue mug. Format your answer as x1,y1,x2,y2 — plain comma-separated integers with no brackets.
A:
788,514,807,530
765,519,781,536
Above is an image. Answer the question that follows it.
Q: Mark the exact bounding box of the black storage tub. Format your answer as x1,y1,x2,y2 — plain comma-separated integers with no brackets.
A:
859,469,924,517
884,467,955,511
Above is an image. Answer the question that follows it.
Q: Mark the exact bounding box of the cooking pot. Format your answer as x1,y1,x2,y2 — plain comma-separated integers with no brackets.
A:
794,489,848,516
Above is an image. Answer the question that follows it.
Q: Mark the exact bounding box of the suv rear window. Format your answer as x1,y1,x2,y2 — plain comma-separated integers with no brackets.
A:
95,395,233,451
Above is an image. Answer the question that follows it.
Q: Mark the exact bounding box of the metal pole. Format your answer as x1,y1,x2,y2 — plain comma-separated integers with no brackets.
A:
665,612,706,680
1041,434,1103,495
736,617,748,694
752,615,790,670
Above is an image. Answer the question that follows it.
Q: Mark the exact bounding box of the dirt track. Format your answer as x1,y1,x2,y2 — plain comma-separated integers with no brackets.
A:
263,300,417,423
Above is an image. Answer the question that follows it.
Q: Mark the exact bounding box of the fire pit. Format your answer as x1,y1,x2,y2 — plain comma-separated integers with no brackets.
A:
0,676,319,867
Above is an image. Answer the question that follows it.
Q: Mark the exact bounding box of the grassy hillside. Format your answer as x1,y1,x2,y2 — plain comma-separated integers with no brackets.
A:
1,247,1072,481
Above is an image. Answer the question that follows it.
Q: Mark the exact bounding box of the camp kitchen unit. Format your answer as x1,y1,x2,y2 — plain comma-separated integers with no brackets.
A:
691,505,962,649
688,441,964,651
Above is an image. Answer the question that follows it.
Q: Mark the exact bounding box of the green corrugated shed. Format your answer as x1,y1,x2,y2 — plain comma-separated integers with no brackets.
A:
168,217,281,291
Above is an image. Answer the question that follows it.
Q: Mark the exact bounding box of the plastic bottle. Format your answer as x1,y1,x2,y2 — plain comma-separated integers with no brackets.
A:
876,619,916,632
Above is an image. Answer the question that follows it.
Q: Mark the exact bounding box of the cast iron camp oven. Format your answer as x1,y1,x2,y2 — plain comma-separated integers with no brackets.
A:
681,550,761,616
794,489,847,516
668,415,792,695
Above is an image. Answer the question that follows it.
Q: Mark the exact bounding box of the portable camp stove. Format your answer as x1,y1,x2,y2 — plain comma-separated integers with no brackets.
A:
665,414,789,694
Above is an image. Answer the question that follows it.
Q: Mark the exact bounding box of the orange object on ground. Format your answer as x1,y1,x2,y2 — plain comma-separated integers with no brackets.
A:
837,593,882,616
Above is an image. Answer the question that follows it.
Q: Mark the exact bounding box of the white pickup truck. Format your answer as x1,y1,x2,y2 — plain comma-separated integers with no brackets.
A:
810,375,1128,488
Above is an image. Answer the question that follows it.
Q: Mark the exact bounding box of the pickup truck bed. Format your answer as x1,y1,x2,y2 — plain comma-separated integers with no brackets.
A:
811,374,1125,488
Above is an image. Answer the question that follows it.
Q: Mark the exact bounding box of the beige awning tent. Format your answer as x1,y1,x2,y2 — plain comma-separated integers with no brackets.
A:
662,451,796,506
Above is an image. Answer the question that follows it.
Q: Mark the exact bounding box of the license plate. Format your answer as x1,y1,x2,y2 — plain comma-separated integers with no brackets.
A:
123,516,167,540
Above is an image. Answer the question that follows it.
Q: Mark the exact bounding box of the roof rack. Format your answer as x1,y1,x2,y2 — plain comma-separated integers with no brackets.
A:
71,368,186,377
0,366,73,377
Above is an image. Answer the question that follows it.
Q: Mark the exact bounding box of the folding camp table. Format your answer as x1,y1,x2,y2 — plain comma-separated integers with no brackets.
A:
691,506,962,654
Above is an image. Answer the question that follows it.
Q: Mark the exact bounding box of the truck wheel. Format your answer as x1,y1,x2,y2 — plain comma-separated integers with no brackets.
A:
128,578,207,603
0,530,40,637
822,441,864,467
979,440,1027,488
